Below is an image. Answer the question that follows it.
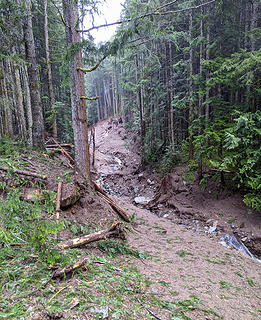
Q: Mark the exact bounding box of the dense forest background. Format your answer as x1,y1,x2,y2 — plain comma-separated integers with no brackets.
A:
0,0,260,211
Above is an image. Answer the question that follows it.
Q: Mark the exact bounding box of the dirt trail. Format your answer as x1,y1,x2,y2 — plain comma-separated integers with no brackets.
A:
91,119,261,320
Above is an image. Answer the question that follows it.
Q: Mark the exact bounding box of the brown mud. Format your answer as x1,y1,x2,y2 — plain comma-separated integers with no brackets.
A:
91,119,261,258
88,119,261,320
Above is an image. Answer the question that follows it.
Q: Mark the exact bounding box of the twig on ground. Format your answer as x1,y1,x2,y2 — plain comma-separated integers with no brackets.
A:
48,286,68,304
137,298,164,320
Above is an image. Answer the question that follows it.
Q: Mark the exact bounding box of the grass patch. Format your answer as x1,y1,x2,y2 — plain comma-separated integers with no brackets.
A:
220,280,233,289
176,250,194,258
97,239,148,259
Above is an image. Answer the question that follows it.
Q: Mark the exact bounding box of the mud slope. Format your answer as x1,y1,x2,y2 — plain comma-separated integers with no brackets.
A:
91,119,261,320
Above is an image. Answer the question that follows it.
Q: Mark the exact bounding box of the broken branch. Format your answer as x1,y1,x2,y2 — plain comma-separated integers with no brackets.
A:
0,165,47,180
77,56,106,72
58,222,123,250
48,286,68,303
91,179,131,222
137,299,163,320
52,258,88,278
80,96,99,100
56,181,62,221
98,192,131,223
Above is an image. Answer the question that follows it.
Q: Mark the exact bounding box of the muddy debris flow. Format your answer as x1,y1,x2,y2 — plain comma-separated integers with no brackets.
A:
91,120,261,261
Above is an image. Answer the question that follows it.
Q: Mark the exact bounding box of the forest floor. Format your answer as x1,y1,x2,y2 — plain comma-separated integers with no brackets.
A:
0,121,261,320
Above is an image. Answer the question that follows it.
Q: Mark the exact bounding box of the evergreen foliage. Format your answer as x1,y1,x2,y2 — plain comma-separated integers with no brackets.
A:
0,0,260,210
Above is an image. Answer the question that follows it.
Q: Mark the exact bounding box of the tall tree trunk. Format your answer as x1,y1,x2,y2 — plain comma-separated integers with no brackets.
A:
250,0,259,51
135,54,145,144
188,8,194,160
44,0,57,139
21,64,33,145
13,58,27,140
198,2,204,180
205,2,210,134
62,0,90,180
4,61,14,138
24,0,44,148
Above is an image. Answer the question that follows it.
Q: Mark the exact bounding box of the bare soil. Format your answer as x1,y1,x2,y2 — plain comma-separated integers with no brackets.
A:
89,119,261,319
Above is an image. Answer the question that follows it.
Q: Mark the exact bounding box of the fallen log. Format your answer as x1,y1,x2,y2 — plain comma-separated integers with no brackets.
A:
58,222,124,250
0,165,47,180
91,179,131,222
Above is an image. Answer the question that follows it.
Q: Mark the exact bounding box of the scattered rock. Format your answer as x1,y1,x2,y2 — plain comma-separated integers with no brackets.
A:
23,188,44,202
90,306,109,319
60,183,80,208
208,221,218,234
134,186,139,193
134,196,151,205
147,178,155,185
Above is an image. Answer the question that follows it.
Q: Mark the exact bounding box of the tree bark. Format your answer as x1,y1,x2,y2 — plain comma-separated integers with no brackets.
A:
250,0,259,51
44,0,58,139
188,7,194,160
13,60,27,140
24,0,44,148
62,0,90,180
21,64,33,145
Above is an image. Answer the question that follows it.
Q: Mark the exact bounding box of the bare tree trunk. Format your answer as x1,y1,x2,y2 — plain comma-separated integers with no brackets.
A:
62,0,90,180
205,2,211,138
5,61,14,138
197,2,204,180
13,55,27,140
21,64,33,145
24,0,44,148
188,8,194,160
250,0,258,51
135,54,145,144
44,0,57,139
0,63,5,137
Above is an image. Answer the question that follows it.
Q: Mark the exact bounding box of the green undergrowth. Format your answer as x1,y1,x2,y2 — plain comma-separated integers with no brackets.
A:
0,141,222,319
0,185,222,319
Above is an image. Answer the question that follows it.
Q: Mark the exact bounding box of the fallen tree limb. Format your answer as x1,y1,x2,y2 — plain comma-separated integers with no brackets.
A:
20,156,37,168
56,181,62,221
91,179,131,222
0,165,47,180
52,258,88,278
98,192,131,223
91,179,107,196
48,286,68,303
46,137,75,164
46,143,73,148
58,222,124,250
210,168,232,173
